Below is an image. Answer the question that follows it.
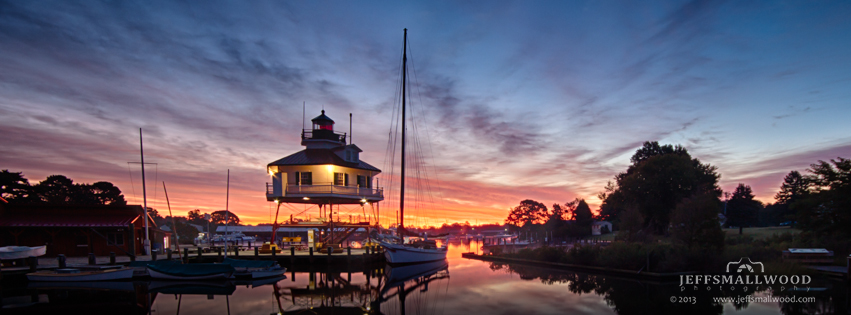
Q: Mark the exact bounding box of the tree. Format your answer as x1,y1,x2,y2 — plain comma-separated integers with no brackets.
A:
210,210,240,225
614,206,646,242
794,158,851,236
0,170,32,202
725,184,761,229
670,192,724,251
505,199,548,227
600,141,720,234
88,181,127,205
569,200,594,238
775,171,809,205
32,175,79,204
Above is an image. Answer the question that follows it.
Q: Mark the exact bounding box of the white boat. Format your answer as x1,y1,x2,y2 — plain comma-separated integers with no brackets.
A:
379,29,448,265
223,258,286,279
147,263,235,280
0,245,46,260
27,267,134,282
382,240,447,264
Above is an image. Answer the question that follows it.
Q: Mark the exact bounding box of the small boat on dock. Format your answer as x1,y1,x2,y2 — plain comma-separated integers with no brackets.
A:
223,258,286,279
0,245,46,260
27,266,134,282
128,259,182,277
147,263,234,280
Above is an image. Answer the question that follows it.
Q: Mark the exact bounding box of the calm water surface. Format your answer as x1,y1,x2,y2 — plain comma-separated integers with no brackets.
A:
3,243,846,314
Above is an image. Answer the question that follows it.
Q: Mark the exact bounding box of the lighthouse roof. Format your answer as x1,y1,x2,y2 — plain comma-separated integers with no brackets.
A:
268,148,380,172
311,110,335,124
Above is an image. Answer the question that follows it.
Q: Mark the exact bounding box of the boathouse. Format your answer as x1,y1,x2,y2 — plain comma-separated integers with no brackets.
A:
0,203,169,257
592,221,612,235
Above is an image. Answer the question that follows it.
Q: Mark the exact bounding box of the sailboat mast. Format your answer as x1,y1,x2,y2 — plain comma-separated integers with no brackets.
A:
140,128,150,255
400,28,408,232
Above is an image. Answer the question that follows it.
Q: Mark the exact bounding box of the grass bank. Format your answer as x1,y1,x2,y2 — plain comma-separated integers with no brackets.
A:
488,227,847,274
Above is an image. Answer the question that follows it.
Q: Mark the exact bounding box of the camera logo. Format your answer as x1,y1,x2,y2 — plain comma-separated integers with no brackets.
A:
726,257,764,273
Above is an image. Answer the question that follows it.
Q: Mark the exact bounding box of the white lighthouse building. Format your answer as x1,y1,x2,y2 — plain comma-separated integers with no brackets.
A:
266,110,383,208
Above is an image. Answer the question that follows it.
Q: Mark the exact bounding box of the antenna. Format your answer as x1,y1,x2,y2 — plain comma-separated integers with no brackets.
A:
349,113,353,145
303,101,305,131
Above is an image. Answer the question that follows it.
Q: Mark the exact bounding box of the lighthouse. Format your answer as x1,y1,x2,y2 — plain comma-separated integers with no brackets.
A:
266,110,383,212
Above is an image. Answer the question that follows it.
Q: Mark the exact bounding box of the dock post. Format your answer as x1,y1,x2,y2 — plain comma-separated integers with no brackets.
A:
167,249,172,260
183,248,189,263
130,254,136,262
88,253,96,265
234,247,239,257
309,247,314,264
365,246,370,255
57,254,66,268
347,247,351,265
289,247,294,266
254,247,259,258
27,256,37,272
151,250,157,261
197,247,202,259
217,247,222,259
110,252,116,265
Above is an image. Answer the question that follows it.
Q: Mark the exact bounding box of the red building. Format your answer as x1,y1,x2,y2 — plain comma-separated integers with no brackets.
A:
0,202,169,257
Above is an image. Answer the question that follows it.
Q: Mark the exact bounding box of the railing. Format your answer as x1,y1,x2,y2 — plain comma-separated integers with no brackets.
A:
301,129,346,143
286,184,383,198
266,183,383,198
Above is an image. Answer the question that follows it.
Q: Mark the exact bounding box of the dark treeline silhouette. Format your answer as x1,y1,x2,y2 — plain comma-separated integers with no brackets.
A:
1,170,125,205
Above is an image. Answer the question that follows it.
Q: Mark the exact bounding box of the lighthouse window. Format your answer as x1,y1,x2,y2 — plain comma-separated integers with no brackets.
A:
334,172,344,186
357,175,366,188
300,172,312,185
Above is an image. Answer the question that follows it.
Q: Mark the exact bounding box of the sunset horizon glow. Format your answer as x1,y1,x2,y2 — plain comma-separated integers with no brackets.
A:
2,1,850,227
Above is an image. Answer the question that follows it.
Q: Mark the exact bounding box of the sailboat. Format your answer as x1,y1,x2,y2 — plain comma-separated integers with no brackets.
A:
378,29,449,265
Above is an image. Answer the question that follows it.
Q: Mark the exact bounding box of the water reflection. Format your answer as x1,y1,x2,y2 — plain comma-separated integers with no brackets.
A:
1,243,847,314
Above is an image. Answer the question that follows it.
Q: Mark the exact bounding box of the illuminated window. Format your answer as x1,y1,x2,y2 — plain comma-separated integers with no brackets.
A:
334,172,344,186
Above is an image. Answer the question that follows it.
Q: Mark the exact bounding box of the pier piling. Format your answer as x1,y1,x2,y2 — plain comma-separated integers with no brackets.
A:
27,256,37,272
151,251,157,261
110,252,116,265
88,253,96,265
57,255,66,268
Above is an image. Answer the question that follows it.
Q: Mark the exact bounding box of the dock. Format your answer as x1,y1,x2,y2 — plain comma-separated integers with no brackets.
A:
1,245,385,280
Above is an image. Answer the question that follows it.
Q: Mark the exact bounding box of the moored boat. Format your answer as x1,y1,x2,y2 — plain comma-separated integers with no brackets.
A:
378,29,448,265
147,263,234,280
380,240,448,264
128,259,181,277
222,258,286,279
27,267,134,282
0,245,46,260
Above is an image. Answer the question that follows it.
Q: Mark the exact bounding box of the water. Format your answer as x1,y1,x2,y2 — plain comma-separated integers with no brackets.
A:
3,243,847,314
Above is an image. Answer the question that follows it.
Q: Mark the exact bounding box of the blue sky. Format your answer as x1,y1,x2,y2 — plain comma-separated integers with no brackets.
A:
1,0,850,225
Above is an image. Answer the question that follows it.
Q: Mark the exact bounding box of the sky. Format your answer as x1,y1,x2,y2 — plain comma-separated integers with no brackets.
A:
2,0,850,226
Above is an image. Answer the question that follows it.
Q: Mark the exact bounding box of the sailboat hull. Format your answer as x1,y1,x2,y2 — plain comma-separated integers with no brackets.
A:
380,242,447,264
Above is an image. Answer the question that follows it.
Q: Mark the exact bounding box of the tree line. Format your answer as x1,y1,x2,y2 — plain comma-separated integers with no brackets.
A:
1,170,244,243
1,170,126,205
504,198,597,239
